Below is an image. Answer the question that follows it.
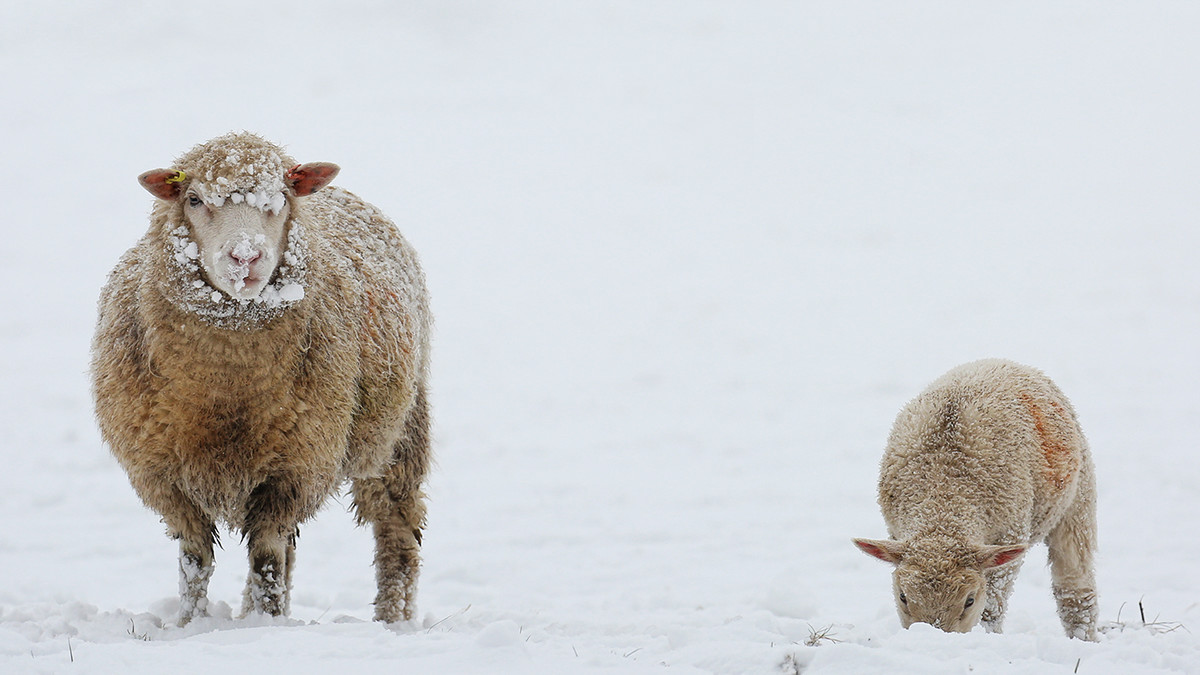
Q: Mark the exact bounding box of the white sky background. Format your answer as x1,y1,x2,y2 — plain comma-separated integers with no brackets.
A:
1,3,1197,673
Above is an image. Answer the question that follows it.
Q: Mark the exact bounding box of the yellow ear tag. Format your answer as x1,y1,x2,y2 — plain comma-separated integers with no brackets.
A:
165,171,187,184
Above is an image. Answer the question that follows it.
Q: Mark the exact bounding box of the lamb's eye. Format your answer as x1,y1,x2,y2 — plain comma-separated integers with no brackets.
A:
899,592,907,605
187,194,202,207
964,597,975,609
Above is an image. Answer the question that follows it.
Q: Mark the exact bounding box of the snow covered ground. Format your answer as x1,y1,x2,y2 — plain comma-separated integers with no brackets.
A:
2,1,1198,672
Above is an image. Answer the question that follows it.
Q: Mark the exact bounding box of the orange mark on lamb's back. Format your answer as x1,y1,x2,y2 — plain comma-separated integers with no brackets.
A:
1020,392,1078,492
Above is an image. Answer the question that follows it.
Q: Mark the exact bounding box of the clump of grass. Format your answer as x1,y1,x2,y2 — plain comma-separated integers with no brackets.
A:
425,604,471,633
778,624,841,673
803,623,841,647
1101,598,1186,635
127,618,151,641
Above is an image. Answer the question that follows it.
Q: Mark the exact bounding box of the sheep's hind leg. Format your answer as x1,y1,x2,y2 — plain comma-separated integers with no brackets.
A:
362,489,425,623
1047,473,1099,640
353,388,430,623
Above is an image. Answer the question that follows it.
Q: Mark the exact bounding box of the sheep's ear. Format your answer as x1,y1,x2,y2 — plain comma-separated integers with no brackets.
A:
139,169,187,200
854,538,904,564
978,544,1027,569
286,162,340,196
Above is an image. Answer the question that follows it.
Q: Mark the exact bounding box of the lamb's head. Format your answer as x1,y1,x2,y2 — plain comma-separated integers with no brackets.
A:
138,132,339,301
853,536,1026,633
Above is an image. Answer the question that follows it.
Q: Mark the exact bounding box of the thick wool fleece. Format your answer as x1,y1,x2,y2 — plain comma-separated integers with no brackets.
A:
91,133,431,624
876,359,1098,639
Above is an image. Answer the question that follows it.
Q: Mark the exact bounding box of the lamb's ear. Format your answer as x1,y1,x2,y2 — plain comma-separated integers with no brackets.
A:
139,169,187,200
286,162,340,196
854,538,904,564
978,544,1027,569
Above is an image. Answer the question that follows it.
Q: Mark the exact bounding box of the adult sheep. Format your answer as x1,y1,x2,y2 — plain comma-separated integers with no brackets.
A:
91,132,431,626
853,359,1098,640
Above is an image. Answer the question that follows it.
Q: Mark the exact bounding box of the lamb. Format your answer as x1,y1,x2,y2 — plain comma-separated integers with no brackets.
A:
90,132,431,626
853,359,1098,640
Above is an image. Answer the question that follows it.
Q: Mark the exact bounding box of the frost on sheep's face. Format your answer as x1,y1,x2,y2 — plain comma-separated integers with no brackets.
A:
138,161,339,304
182,190,290,301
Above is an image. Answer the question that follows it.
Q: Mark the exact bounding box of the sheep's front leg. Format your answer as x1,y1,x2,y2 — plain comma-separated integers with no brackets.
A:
163,496,217,626
240,478,304,617
179,546,215,624
241,529,296,617
981,561,1022,633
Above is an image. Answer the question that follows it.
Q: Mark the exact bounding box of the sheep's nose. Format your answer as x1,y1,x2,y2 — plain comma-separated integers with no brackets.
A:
231,249,261,265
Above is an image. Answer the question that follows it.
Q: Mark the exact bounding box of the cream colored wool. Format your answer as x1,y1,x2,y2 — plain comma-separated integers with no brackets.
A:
854,359,1098,640
92,132,431,625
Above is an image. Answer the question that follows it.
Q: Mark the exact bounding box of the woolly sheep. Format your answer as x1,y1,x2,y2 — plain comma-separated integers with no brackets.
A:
91,132,431,625
853,359,1098,640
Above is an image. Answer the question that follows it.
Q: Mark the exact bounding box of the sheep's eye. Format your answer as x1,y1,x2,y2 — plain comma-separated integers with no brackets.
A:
964,597,975,609
187,194,202,207
899,592,907,605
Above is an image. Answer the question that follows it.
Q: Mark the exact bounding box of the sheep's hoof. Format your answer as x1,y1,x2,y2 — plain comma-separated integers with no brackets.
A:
177,609,208,628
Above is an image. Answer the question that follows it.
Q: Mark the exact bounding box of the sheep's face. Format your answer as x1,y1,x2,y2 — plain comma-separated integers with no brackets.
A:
182,189,290,301
891,562,987,632
139,147,340,304
854,536,1026,634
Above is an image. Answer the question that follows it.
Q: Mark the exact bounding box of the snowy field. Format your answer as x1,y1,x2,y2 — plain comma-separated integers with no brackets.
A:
2,1,1199,673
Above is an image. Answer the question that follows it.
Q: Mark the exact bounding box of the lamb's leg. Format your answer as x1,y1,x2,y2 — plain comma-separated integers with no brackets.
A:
163,496,218,627
981,560,1022,633
241,478,305,618
1047,467,1099,641
352,387,431,623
